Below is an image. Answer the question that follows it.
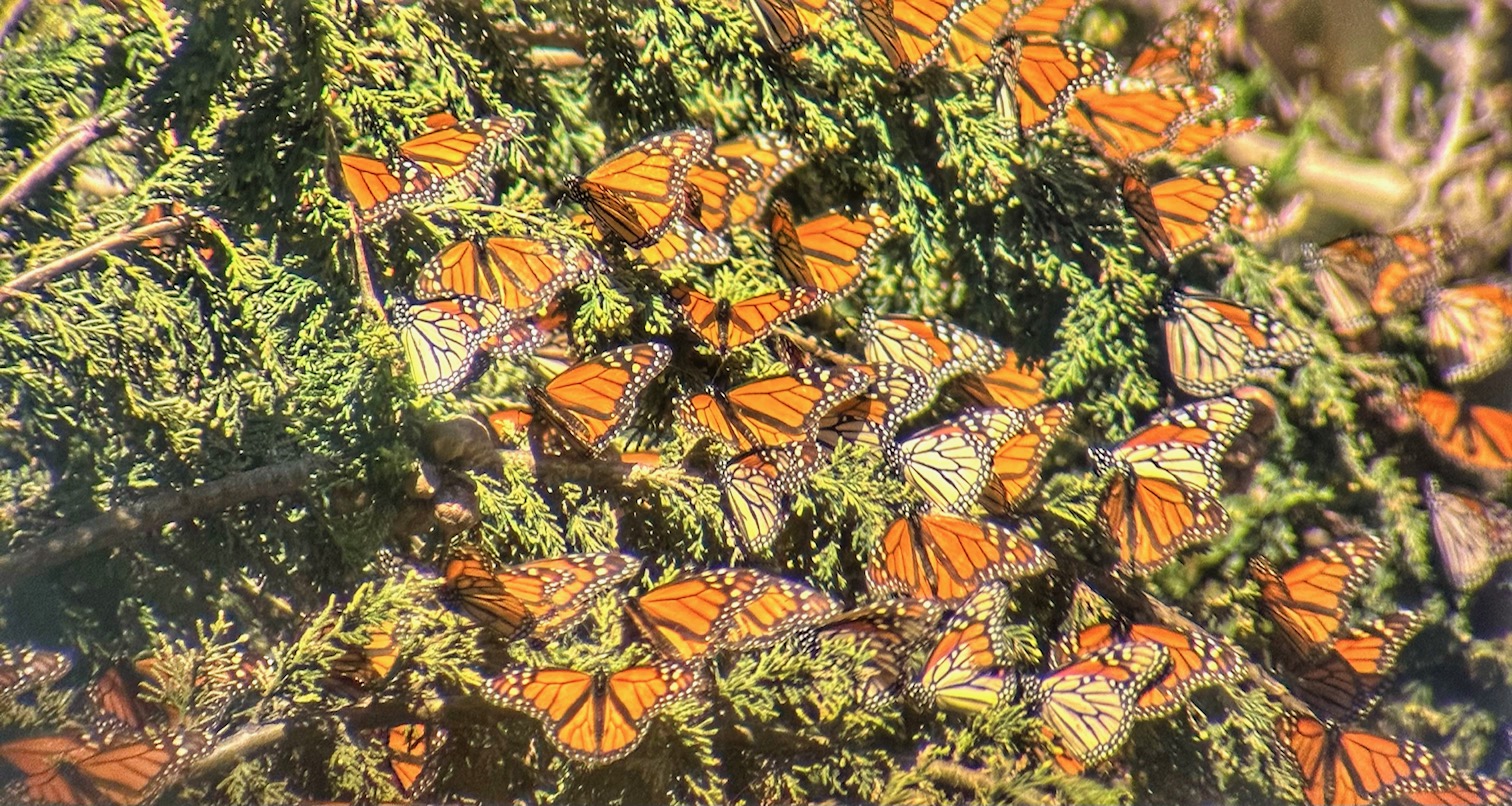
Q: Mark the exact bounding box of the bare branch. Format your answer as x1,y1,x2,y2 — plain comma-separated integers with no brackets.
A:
0,216,189,308
0,0,30,43
0,113,122,215
0,457,333,587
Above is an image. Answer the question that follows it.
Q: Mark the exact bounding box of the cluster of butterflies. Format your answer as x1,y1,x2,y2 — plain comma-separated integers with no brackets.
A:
1305,226,1512,593
6,0,1508,803
0,645,255,806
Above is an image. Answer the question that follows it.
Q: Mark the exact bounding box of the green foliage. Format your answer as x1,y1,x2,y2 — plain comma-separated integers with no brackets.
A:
1,0,1509,804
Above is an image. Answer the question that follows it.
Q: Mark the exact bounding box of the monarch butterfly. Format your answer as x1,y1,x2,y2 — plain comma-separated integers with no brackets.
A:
1125,5,1230,85
817,599,942,704
989,35,1115,133
0,730,209,806
954,347,1046,409
444,549,645,641
686,154,763,234
626,568,839,660
861,312,1003,389
326,621,401,690
768,200,893,296
391,297,511,394
636,216,733,267
414,236,606,318
484,660,702,764
341,114,523,225
527,343,673,456
670,284,830,353
396,113,523,178
721,442,824,554
1121,166,1268,264
1027,643,1171,767
945,0,1092,70
856,0,979,77
866,511,1051,602
1286,610,1425,723
1166,115,1266,160
1425,282,1512,385
1277,713,1460,806
386,723,444,799
1402,389,1512,477
747,0,808,52
0,647,71,698
893,407,1027,512
1062,622,1244,720
564,129,714,248
1067,81,1228,163
1160,288,1313,398
1396,775,1512,806
815,364,933,450
678,366,869,453
912,581,1013,714
1306,227,1457,338
980,402,1069,514
1422,478,1512,594
1091,396,1256,573
714,133,806,228
1247,534,1384,660
87,666,161,733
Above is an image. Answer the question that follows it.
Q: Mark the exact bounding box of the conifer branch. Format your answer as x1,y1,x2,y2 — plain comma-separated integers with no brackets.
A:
0,457,332,587
0,217,189,307
0,112,123,215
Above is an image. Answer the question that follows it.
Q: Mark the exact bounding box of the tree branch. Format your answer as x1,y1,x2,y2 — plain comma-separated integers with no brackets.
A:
1225,133,1413,228
0,457,333,587
0,217,189,308
0,0,30,43
0,113,122,215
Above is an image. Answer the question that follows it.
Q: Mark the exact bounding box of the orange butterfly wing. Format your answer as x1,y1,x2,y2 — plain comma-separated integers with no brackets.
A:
486,661,699,764
1067,82,1227,162
416,237,605,316
1249,535,1385,659
397,115,522,179
1279,714,1457,806
992,35,1114,133
981,402,1068,513
567,129,714,248
866,512,1050,602
857,0,977,77
769,200,893,296
670,285,829,352
491,552,644,639
440,552,536,640
532,343,673,454
954,348,1046,409
1404,389,1512,475
714,133,806,228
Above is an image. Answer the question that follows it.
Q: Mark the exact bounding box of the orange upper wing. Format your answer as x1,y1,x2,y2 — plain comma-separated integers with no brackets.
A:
485,661,699,764
769,200,893,296
1248,535,1385,659
531,343,673,454
1404,389,1512,475
566,129,714,248
1066,81,1228,163
415,236,606,316
866,512,1050,602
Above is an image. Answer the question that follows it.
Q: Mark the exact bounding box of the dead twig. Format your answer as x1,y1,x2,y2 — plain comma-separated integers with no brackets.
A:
0,216,189,308
0,113,123,215
0,457,333,587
